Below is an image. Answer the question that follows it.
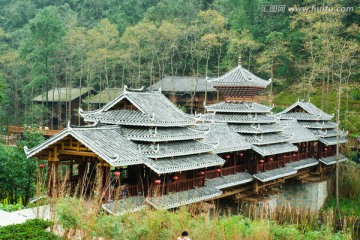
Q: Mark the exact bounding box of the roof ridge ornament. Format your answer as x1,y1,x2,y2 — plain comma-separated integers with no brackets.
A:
158,86,162,93
211,111,216,124
149,112,155,121
67,121,71,129
149,127,157,136
151,143,160,153
249,113,257,120
254,135,263,142
124,85,128,93
268,78,272,83
238,55,242,66
319,129,327,135
24,146,30,154
110,154,120,160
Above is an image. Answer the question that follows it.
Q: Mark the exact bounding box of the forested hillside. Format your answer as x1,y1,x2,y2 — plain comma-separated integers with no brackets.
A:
0,0,359,133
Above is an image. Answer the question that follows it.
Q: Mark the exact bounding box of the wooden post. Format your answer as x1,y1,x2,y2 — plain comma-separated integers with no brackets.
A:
53,161,58,198
104,165,110,203
47,161,53,197
47,150,53,197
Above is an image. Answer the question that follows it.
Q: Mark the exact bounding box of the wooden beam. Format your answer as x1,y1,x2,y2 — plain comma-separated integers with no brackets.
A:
208,185,252,200
58,149,98,157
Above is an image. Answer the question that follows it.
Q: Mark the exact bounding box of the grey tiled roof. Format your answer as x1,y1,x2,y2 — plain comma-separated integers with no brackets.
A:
80,88,196,127
229,123,283,134
201,123,251,153
320,154,347,165
319,137,348,146
102,196,146,215
83,88,122,104
201,113,277,124
285,158,318,170
245,133,290,145
206,172,254,189
138,141,212,158
311,129,346,138
82,110,159,126
253,166,297,182
278,100,333,121
298,121,337,129
251,142,298,156
32,87,94,102
279,112,332,121
209,65,270,88
280,120,318,143
24,125,148,167
145,154,225,174
121,126,208,142
148,76,217,92
146,186,221,209
205,101,272,113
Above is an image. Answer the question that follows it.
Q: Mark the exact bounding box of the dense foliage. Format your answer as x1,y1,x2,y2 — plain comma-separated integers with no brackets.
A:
54,197,352,239
0,0,359,132
0,125,44,205
0,219,58,240
0,203,24,212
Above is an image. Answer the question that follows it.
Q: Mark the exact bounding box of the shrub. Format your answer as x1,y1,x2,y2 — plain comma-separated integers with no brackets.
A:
0,203,24,212
0,219,58,240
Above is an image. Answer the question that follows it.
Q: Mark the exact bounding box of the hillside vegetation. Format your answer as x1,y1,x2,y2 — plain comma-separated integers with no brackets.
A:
0,0,359,133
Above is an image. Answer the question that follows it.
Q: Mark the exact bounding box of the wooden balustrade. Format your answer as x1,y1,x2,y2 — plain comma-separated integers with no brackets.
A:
235,165,245,173
256,160,285,172
206,170,220,179
221,166,235,176
321,150,335,158
8,126,60,136
111,177,206,200
111,184,140,199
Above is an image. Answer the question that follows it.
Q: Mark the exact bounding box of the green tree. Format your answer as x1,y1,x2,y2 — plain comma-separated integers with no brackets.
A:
0,125,44,205
20,6,65,100
257,31,291,103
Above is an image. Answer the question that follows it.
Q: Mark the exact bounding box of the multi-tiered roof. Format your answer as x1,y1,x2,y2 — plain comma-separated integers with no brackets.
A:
203,63,297,159
208,60,271,97
278,100,348,165
79,86,230,210
278,100,348,146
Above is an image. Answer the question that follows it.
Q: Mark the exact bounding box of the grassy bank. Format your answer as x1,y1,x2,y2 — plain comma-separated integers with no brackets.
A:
52,197,353,240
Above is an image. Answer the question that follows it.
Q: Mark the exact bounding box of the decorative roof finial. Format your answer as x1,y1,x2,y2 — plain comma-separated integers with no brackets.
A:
158,86,162,93
124,85,128,93
308,97,311,102
67,121,71,129
238,55,242,66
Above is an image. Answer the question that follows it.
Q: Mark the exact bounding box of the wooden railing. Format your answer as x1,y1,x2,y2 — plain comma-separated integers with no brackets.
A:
206,165,246,179
8,126,60,136
320,150,336,158
222,166,236,176
235,165,246,173
284,152,312,163
256,160,286,172
156,177,205,195
206,170,220,179
111,177,206,200
111,184,140,199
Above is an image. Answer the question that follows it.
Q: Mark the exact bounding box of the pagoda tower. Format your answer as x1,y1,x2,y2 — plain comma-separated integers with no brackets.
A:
202,59,302,184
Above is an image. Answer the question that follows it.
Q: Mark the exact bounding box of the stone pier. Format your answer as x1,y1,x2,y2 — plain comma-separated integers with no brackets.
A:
270,180,329,212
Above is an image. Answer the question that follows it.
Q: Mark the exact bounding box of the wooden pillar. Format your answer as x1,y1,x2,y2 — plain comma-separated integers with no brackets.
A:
104,165,110,203
53,161,58,198
47,161,53,197
98,160,111,203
